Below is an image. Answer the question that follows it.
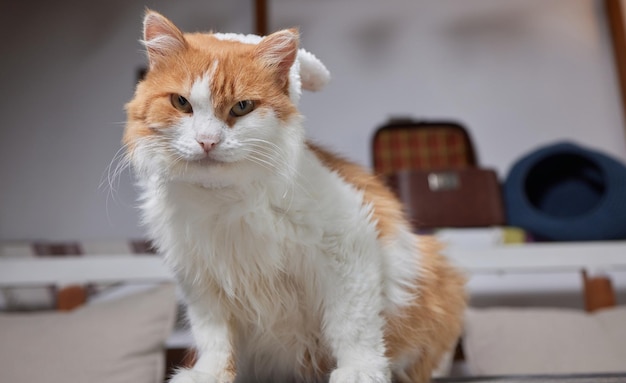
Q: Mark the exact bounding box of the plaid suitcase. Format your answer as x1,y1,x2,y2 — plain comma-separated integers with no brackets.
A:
371,119,504,229
371,119,477,176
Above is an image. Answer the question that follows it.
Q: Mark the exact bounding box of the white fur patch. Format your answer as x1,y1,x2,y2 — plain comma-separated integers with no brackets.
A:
189,75,211,109
382,225,422,312
189,72,213,114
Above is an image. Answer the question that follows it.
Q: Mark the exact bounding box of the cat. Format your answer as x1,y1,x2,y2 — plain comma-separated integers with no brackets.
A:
123,10,466,383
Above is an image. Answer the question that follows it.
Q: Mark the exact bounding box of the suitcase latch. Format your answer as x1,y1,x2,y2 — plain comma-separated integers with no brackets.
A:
428,172,460,191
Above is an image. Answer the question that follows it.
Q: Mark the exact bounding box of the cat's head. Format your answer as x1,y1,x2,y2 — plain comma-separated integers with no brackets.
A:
124,10,329,188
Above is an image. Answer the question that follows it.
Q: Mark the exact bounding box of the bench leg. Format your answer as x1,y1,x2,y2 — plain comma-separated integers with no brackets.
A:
582,270,616,312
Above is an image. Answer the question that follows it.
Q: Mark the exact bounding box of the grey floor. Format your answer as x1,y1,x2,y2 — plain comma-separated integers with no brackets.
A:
433,373,626,383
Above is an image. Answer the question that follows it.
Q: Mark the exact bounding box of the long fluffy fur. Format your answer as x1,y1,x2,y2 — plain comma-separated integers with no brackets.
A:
124,10,466,383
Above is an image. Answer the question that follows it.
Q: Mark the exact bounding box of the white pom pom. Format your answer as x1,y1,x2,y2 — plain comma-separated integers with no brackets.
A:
297,49,330,92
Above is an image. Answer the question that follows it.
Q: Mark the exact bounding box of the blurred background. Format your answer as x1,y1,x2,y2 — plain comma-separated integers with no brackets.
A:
2,3,626,378
1,0,625,241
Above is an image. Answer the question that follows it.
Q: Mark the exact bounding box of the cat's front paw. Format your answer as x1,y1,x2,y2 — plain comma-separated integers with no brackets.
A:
329,365,391,383
169,368,234,383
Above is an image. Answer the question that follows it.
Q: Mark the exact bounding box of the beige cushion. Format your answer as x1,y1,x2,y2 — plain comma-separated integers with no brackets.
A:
463,306,626,376
0,283,177,383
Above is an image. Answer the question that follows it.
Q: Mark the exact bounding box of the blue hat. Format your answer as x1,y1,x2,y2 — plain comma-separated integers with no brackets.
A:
504,141,626,241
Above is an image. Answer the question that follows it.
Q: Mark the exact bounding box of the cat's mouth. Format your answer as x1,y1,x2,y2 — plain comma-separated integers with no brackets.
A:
192,157,221,166
191,155,228,167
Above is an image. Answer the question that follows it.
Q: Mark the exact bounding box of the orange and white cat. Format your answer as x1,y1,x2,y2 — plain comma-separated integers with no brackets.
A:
124,10,466,383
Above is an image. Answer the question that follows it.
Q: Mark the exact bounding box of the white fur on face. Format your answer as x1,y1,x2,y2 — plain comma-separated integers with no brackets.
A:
171,71,226,162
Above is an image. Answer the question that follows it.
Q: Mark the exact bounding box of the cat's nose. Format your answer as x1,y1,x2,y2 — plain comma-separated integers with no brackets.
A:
196,138,218,153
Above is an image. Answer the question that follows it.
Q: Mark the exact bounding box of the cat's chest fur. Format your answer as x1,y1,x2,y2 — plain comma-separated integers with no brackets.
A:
140,148,378,328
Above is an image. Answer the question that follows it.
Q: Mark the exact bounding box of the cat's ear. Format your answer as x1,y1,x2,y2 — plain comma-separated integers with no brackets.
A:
142,10,187,69
254,29,299,86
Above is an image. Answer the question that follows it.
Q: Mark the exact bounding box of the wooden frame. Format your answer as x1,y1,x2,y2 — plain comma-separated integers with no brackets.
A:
606,0,626,136
255,0,268,35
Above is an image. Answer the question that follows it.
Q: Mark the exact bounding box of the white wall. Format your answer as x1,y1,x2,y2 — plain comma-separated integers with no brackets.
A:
274,0,626,170
1,0,625,241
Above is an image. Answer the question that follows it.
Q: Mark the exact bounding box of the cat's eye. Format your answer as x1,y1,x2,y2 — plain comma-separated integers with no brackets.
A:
230,100,255,117
170,94,193,114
